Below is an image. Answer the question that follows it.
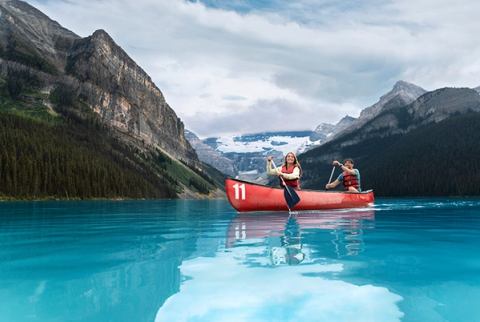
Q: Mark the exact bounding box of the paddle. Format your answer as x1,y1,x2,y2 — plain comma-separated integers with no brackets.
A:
327,166,336,185
271,159,300,210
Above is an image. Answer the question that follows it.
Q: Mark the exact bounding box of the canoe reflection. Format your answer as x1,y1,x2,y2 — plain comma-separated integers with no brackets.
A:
227,209,375,265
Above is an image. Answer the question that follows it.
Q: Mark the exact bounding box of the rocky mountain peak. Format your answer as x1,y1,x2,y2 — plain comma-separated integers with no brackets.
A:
310,115,357,143
390,80,427,100
355,81,425,123
392,80,422,91
313,122,335,134
336,115,356,128
368,80,427,118
0,0,79,72
322,81,426,143
91,29,111,40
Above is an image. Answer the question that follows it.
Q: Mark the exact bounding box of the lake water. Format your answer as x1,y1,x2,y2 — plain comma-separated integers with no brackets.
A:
0,199,479,322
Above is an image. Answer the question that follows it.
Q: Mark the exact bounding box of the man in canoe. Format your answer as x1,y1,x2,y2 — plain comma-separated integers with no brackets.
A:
267,152,302,190
325,158,361,192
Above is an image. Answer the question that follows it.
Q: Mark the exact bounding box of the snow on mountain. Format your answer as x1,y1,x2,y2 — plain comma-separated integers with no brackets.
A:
197,131,318,182
215,132,319,155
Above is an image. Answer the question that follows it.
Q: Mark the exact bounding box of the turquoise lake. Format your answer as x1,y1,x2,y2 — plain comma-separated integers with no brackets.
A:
0,199,479,322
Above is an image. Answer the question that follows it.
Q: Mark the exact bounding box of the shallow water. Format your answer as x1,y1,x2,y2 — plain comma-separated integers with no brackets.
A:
0,199,479,322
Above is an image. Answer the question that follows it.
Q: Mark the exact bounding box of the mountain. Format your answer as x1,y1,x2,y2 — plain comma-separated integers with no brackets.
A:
299,87,480,196
310,115,356,142
310,123,334,141
185,130,236,177
327,81,426,142
0,0,221,199
0,0,78,73
333,115,357,132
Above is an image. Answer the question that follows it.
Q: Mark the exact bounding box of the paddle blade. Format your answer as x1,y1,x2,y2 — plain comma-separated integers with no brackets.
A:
284,186,300,209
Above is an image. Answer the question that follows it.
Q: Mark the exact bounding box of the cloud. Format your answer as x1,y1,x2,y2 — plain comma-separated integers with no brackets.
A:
186,97,358,137
31,0,480,136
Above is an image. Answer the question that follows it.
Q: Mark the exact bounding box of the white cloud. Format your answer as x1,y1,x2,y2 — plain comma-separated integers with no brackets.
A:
31,0,480,136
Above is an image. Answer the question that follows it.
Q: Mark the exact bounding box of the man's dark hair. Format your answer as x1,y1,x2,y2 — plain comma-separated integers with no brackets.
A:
343,158,354,165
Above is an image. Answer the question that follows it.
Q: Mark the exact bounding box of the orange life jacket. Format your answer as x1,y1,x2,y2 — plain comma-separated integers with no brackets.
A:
343,170,359,190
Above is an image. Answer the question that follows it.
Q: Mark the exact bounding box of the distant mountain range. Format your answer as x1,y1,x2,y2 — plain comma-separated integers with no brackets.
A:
186,117,355,182
0,0,223,199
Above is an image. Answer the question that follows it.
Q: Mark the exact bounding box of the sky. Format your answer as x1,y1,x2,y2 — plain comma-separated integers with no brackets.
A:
31,0,480,137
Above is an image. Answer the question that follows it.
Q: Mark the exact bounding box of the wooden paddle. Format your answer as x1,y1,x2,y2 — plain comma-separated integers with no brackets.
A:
271,159,300,211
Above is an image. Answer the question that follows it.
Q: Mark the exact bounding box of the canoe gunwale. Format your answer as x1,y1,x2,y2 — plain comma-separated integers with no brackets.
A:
226,177,373,195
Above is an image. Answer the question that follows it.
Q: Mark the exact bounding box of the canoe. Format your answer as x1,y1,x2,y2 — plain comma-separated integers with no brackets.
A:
225,178,374,212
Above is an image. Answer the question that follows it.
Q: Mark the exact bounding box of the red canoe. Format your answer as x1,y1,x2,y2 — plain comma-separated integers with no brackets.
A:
225,178,374,212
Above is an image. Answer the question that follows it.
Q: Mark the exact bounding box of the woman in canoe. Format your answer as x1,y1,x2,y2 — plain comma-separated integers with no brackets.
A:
267,152,302,190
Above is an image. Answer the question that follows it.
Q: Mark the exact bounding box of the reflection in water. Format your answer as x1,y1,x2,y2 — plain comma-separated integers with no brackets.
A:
227,209,375,265
156,208,403,322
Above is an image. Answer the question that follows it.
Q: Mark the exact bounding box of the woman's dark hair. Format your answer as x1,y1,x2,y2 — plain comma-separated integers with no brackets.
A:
343,158,354,165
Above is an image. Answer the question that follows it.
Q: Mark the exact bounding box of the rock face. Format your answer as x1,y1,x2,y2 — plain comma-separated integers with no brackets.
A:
328,81,427,141
310,123,334,141
310,116,356,142
185,130,236,176
360,81,427,120
334,115,356,132
67,30,195,162
0,0,197,163
0,0,78,73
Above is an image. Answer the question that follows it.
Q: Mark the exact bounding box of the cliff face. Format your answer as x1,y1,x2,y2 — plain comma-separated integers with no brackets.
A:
0,0,197,164
0,0,78,73
185,130,236,176
66,30,196,162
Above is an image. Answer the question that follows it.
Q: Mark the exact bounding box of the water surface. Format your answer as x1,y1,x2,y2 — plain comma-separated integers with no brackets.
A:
0,199,479,322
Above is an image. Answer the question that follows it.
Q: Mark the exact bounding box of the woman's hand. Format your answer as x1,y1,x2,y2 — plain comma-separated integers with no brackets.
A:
267,156,273,162
332,160,342,167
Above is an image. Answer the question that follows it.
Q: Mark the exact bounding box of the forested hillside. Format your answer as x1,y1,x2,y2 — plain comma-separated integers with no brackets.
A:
301,112,480,196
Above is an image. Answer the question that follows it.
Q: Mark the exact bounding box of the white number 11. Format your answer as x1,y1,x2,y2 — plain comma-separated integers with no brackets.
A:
233,183,246,200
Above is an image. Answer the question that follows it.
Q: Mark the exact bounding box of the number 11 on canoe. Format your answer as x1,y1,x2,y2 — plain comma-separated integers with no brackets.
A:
232,183,246,200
